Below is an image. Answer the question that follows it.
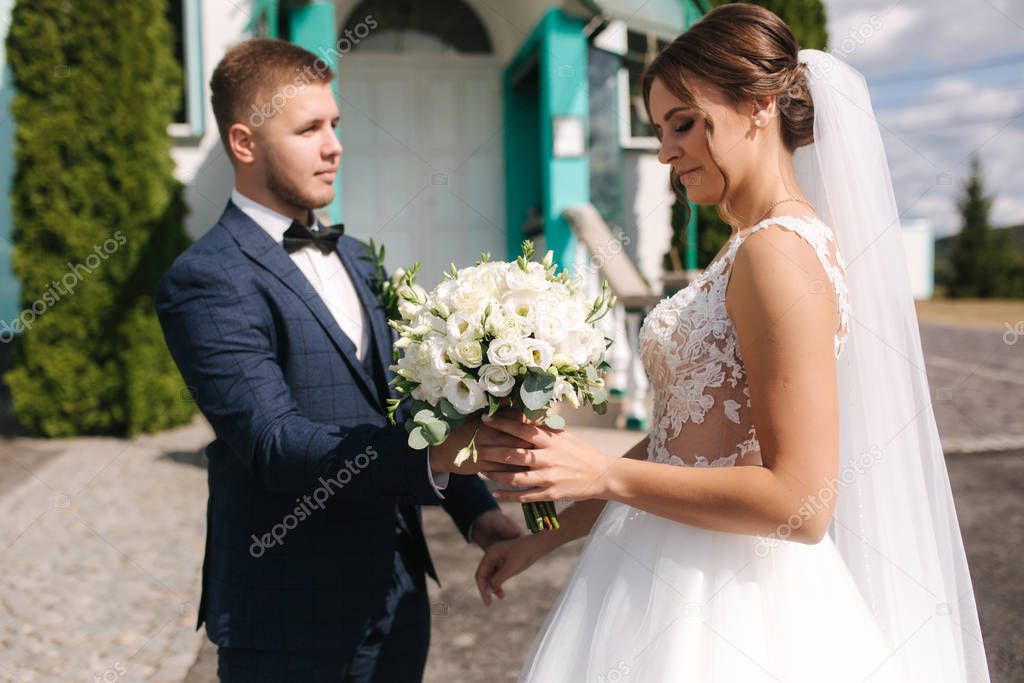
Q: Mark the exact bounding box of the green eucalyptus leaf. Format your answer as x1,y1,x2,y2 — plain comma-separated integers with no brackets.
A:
413,408,436,425
408,426,429,450
544,413,566,430
524,407,547,421
422,418,450,445
436,398,463,421
520,370,556,411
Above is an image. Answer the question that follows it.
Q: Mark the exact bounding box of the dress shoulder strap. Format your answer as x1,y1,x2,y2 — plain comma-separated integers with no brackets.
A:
729,215,851,358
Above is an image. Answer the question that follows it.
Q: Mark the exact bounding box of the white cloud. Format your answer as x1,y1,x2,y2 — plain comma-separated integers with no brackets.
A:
824,0,1024,236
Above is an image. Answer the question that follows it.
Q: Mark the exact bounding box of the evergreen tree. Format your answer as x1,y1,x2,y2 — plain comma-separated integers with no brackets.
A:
948,155,1015,298
4,0,194,435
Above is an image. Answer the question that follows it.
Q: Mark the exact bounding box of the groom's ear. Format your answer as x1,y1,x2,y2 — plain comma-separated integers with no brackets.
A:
228,123,257,166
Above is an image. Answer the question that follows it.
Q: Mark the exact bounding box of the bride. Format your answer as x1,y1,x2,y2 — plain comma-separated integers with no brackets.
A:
473,4,990,682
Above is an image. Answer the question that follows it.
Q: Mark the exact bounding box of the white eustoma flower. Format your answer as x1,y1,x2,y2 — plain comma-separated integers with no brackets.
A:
410,310,446,335
521,338,554,370
389,248,611,436
424,333,455,373
553,375,581,408
533,297,570,344
442,375,487,414
505,261,549,292
436,274,490,318
398,298,423,321
556,330,594,366
446,311,481,341
478,363,515,397
587,329,608,364
391,344,426,382
501,292,544,336
411,374,446,404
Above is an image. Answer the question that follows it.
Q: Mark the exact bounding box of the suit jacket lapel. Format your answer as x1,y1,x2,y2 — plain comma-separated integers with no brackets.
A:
336,238,398,401
221,202,384,411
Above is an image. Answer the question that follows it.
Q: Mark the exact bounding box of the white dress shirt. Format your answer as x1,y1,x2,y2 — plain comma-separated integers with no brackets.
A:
231,189,449,498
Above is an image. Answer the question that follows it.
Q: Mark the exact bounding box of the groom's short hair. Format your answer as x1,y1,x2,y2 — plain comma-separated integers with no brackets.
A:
210,38,335,153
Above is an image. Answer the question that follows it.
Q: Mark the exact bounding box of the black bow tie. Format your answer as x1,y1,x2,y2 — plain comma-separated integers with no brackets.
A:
282,220,344,255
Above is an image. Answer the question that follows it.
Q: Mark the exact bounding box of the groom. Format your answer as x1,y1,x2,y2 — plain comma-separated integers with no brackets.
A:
156,39,524,681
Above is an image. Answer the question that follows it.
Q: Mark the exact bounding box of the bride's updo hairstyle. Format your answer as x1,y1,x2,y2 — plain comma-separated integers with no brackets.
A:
642,4,815,212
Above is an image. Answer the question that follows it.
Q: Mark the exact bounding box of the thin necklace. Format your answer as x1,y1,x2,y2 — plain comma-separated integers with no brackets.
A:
743,196,815,233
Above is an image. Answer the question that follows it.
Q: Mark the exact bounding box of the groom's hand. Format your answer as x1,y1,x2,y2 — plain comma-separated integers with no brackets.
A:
428,419,532,476
469,508,523,550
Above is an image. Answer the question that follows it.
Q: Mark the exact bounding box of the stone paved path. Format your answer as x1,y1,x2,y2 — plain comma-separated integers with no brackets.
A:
0,319,1019,682
0,421,210,683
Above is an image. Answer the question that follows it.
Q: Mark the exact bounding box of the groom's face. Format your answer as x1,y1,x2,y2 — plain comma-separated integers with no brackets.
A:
256,81,342,212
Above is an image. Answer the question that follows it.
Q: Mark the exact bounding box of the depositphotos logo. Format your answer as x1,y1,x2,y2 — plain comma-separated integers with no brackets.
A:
249,447,379,557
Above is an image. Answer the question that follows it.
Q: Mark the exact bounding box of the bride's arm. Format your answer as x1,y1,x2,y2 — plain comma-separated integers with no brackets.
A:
530,435,650,551
480,229,842,544
473,435,648,604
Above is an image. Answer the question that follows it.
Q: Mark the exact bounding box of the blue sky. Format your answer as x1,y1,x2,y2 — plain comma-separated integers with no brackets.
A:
825,0,1024,236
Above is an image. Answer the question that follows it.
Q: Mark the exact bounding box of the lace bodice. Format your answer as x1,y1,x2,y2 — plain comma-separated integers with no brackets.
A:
639,215,850,468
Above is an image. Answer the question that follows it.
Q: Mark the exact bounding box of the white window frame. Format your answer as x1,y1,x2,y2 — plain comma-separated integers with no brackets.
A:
617,67,660,150
168,0,205,140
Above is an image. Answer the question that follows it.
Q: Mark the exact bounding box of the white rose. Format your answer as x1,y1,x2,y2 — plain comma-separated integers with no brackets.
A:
487,337,523,367
442,375,487,414
451,339,484,368
486,308,522,339
478,363,515,397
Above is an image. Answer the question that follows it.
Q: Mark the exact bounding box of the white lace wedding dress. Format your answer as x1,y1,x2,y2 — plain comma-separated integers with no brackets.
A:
519,216,900,683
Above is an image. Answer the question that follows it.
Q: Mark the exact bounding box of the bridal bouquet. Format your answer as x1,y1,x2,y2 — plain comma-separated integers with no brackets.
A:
378,240,615,533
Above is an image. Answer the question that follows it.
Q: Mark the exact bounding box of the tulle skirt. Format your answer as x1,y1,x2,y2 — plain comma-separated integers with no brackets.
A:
519,501,899,683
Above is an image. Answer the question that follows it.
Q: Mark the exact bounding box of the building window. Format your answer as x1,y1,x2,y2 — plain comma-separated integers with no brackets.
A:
249,0,280,39
167,0,204,139
341,0,492,54
618,30,669,148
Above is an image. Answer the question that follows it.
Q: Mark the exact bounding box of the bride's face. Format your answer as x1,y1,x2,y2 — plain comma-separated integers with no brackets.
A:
649,76,756,206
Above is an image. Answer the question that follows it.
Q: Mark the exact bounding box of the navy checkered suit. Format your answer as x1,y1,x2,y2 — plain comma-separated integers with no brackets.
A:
156,201,496,672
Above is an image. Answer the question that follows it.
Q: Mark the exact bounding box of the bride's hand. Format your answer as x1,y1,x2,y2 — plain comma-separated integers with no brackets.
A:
474,533,547,605
476,411,613,503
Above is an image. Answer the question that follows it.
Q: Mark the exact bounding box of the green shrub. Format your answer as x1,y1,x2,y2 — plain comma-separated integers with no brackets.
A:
4,0,195,435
